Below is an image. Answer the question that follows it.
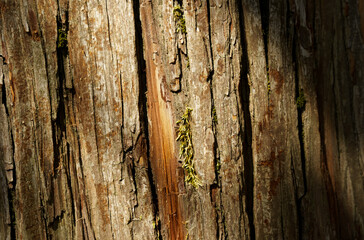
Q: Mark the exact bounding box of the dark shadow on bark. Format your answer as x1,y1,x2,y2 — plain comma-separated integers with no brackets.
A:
237,2,255,239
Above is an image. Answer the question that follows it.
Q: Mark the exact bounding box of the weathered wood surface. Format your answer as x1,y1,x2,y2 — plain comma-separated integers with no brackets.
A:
0,0,363,239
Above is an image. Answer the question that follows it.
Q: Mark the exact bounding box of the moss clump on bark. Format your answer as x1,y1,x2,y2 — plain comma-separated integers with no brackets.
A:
267,67,271,97
176,107,201,189
297,89,306,109
57,29,68,48
173,5,187,34
212,106,218,125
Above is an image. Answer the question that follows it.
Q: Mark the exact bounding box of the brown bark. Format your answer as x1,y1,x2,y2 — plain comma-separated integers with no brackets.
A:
0,0,363,239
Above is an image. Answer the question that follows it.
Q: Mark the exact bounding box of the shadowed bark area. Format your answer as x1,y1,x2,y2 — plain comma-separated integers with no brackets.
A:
0,0,363,239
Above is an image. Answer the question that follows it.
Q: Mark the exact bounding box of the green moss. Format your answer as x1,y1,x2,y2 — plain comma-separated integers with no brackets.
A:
216,158,221,174
267,67,271,97
212,106,218,125
173,5,187,34
297,89,306,110
176,107,201,189
57,28,68,48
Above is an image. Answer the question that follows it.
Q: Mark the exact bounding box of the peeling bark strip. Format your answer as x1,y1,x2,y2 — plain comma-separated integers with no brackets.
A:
1,0,363,239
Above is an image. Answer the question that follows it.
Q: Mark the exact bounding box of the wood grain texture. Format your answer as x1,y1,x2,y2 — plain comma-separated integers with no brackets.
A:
0,0,363,239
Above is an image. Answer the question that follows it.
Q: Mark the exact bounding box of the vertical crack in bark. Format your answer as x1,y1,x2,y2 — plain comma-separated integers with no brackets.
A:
205,1,225,238
2,82,16,240
104,0,113,52
7,187,16,240
7,133,16,240
259,0,270,100
129,152,139,239
1,72,10,119
292,25,307,240
54,9,69,177
1,67,17,239
237,2,255,239
55,2,77,234
205,0,217,182
133,0,161,238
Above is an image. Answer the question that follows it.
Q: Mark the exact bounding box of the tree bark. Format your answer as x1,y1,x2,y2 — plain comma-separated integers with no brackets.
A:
0,0,363,239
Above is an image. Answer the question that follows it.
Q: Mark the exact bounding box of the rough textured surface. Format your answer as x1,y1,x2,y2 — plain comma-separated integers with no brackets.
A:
0,0,363,239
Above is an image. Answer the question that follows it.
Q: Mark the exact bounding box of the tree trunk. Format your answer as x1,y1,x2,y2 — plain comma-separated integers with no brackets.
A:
0,0,363,239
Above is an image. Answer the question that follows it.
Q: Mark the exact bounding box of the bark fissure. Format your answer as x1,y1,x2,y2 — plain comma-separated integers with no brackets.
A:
205,0,218,184
1,81,10,118
104,0,113,52
133,0,161,238
293,24,307,240
54,11,68,176
259,0,270,100
205,1,226,238
1,64,16,239
237,2,255,239
7,188,16,240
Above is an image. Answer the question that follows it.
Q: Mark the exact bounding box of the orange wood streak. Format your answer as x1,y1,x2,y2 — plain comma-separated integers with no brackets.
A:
140,1,184,239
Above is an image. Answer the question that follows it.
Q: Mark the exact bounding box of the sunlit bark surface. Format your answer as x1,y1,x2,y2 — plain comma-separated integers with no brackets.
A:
1,0,363,239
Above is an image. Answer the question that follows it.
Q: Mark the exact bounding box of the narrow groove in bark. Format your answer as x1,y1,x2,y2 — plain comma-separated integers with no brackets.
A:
205,0,214,70
104,0,113,51
176,48,184,93
259,0,270,99
292,26,306,240
54,6,77,230
205,0,218,184
42,8,71,237
1,76,16,239
133,0,161,238
1,75,10,118
6,129,16,240
209,74,220,238
205,1,224,238
237,2,255,239
129,157,138,232
54,11,68,176
7,188,16,240
65,143,76,225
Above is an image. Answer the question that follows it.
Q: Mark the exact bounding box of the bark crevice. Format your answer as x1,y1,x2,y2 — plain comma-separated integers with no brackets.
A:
292,19,307,240
259,0,270,100
237,2,255,239
133,0,161,238
205,1,226,238
53,11,69,176
1,65,16,239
